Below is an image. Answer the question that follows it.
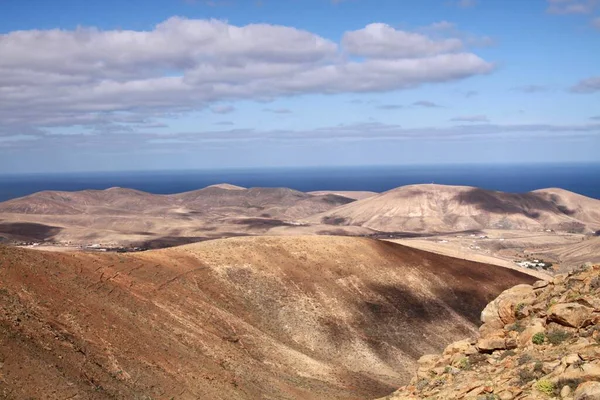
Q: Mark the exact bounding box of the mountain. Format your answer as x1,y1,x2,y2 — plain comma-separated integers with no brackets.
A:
0,186,353,219
0,186,357,245
382,264,600,400
308,191,379,200
310,184,600,234
0,236,536,399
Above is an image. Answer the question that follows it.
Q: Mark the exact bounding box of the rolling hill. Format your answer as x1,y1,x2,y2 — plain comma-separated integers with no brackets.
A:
0,186,358,246
0,236,536,399
310,184,600,234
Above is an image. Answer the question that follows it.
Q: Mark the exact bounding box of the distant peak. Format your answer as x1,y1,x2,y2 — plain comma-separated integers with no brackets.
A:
205,183,246,190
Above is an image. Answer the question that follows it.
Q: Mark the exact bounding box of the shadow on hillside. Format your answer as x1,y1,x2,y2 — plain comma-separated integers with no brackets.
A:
233,218,293,228
454,189,576,218
317,194,356,205
0,222,63,241
136,233,252,249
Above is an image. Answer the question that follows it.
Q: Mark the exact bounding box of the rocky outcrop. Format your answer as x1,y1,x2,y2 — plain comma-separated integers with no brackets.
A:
380,265,600,400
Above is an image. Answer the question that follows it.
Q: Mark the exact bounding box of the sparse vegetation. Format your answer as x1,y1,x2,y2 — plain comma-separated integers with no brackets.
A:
456,357,470,370
477,394,500,400
416,379,429,391
498,349,516,361
590,276,600,291
546,329,570,345
507,321,525,333
518,368,537,385
468,352,487,367
532,332,545,345
556,377,583,392
535,378,555,395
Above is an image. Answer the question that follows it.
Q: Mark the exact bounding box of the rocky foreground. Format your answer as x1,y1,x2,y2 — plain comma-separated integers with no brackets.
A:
380,265,600,400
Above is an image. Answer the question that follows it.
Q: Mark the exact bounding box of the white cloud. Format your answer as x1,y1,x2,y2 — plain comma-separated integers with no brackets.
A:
342,23,464,58
0,17,493,136
571,76,600,93
427,21,457,30
211,105,236,114
451,115,489,122
547,0,598,14
5,121,598,152
263,108,292,114
377,104,404,110
512,85,549,93
456,0,478,8
413,100,443,108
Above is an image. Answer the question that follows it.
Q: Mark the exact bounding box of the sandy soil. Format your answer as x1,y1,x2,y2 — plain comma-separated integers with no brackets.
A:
387,229,600,275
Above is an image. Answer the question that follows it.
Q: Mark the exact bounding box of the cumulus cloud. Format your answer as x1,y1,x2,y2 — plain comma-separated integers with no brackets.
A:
342,23,464,58
0,17,493,137
546,0,598,14
451,115,489,122
571,76,600,93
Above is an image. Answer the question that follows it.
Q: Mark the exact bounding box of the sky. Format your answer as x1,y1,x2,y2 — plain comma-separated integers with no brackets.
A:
0,0,599,173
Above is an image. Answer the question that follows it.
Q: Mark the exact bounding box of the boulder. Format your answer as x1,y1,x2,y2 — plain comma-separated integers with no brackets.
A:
477,330,508,353
533,280,549,289
578,296,600,311
443,339,477,356
518,318,546,346
554,362,600,383
553,273,568,285
575,381,600,400
481,284,536,328
548,303,594,328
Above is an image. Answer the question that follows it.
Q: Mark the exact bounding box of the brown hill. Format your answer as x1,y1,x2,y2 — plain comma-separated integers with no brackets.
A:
310,184,600,234
0,236,535,399
0,187,173,215
173,186,354,219
308,191,379,200
0,186,356,245
0,186,352,219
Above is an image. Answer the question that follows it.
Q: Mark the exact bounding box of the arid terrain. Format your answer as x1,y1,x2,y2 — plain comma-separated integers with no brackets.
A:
383,265,600,399
0,183,598,272
0,185,368,249
0,236,536,399
1,183,598,399
311,184,600,234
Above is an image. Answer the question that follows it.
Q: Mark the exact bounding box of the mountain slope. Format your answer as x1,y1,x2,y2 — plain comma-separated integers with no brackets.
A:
0,186,356,245
0,236,535,399
310,184,600,233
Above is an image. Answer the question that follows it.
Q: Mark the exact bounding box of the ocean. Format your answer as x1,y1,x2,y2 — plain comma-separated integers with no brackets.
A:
0,163,599,202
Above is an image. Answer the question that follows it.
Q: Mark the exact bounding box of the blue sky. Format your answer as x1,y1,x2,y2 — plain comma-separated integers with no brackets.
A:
0,0,598,173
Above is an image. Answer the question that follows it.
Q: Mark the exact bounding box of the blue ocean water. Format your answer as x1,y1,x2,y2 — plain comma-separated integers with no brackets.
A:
0,163,599,202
